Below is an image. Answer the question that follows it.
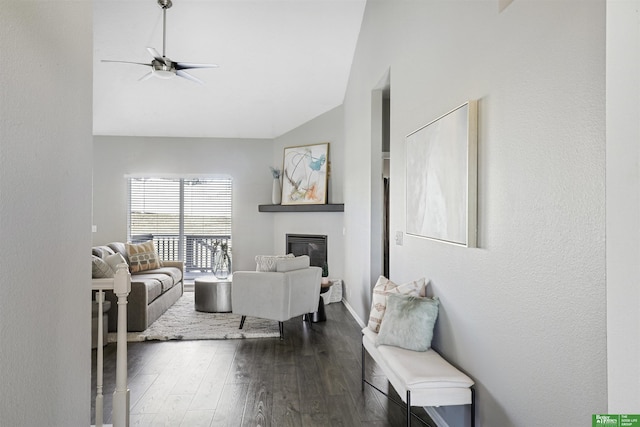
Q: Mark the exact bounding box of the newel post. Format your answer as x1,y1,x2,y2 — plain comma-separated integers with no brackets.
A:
112,263,131,427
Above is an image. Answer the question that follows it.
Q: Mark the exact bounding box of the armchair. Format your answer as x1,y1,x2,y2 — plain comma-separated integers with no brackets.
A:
232,255,322,339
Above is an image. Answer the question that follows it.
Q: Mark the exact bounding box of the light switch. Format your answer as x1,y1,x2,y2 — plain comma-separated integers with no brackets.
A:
395,231,403,246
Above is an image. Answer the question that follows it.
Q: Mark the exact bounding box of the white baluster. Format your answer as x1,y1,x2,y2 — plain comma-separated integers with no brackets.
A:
111,263,131,427
95,290,105,427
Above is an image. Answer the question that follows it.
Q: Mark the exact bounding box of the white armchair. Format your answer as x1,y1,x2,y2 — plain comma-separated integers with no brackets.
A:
232,255,322,339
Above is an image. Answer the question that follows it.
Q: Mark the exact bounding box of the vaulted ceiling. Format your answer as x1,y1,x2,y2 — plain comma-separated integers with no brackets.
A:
93,0,366,139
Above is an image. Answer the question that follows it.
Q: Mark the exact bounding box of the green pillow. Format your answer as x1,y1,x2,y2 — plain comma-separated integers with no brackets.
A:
376,293,439,351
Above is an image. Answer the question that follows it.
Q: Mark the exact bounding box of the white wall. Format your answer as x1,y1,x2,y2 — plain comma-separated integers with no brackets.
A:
606,0,640,412
0,2,93,425
343,1,606,425
272,106,345,279
93,136,274,271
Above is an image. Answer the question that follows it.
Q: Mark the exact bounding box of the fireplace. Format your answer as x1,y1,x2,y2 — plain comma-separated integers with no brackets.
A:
286,234,327,268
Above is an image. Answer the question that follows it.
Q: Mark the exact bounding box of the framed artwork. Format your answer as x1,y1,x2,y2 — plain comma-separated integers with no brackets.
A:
281,142,330,205
405,101,477,247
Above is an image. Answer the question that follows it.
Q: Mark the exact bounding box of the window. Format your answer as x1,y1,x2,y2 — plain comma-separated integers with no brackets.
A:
128,177,232,274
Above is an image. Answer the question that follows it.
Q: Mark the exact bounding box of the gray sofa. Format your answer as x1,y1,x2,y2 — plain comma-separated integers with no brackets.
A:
92,242,184,332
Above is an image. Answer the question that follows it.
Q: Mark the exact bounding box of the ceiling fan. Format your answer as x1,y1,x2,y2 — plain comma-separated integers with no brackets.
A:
102,0,218,84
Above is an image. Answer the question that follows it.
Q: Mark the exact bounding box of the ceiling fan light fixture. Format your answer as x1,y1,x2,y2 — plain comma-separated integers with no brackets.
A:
152,60,176,79
153,70,175,79
101,0,217,84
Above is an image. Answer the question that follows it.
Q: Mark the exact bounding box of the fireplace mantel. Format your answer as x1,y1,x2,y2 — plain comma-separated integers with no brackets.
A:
258,204,344,213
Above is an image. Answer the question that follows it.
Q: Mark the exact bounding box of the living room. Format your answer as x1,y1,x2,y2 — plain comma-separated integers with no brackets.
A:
2,1,639,426
92,105,346,278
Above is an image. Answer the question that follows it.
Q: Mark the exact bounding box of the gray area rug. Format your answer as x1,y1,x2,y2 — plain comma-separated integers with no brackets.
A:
108,291,280,342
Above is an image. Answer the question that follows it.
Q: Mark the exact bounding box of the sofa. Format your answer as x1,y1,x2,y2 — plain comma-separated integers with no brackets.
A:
91,241,184,332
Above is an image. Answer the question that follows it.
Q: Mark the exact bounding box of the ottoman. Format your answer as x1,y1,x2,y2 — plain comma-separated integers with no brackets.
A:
195,276,232,313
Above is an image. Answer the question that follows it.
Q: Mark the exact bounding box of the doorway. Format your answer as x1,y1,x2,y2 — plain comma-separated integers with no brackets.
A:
371,71,391,281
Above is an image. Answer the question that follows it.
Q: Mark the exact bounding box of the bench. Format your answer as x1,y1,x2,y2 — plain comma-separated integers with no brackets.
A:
362,326,475,427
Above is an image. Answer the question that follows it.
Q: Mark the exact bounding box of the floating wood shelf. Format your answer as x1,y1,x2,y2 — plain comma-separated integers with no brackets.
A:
258,204,344,213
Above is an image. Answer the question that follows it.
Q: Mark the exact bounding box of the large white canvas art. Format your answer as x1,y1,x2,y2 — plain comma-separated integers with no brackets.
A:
406,101,477,247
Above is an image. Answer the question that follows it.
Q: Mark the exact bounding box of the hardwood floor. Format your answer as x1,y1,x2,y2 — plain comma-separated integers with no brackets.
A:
91,301,435,427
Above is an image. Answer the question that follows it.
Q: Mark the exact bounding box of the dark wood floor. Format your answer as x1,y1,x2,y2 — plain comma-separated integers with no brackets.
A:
91,301,435,427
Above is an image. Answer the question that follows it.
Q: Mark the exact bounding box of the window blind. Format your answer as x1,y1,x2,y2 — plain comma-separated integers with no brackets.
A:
129,178,181,236
128,177,232,267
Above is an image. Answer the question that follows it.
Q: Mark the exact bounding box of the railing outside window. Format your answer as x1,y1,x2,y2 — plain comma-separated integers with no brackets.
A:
133,234,231,273
128,177,233,277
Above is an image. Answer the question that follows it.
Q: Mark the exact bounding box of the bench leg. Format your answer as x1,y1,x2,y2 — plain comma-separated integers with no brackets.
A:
362,341,431,427
406,390,411,427
471,386,476,427
361,341,365,392
239,315,246,329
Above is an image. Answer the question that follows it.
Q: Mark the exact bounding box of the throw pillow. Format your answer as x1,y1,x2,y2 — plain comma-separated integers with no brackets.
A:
276,255,310,272
92,255,114,278
255,254,294,272
107,242,128,262
92,245,115,259
367,276,397,331
376,293,439,351
105,253,128,273
126,240,161,273
367,275,426,333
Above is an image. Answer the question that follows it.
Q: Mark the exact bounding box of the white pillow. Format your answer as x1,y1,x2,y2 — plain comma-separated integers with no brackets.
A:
255,254,294,272
276,255,310,272
106,253,128,273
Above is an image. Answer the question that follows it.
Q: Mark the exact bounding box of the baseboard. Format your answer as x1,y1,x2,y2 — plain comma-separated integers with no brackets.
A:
425,407,450,427
341,299,366,328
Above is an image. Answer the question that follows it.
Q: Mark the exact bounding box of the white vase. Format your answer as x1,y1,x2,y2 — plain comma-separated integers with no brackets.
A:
272,178,281,205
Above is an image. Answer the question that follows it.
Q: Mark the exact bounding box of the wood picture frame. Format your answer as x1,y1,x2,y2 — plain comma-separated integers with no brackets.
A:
281,142,330,205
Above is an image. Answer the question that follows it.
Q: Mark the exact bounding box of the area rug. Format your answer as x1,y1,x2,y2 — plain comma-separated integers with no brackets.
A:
107,291,280,342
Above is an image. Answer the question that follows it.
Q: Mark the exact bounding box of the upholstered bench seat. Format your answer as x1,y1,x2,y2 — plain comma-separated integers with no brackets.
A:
362,327,475,426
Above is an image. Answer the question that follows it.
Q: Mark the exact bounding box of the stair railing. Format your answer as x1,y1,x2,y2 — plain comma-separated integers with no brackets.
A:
92,263,131,427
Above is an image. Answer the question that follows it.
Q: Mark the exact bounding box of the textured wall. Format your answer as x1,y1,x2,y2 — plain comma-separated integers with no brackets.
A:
272,106,346,279
0,1,93,425
606,0,640,411
342,1,606,425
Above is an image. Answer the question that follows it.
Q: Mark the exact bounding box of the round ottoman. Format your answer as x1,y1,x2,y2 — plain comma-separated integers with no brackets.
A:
194,276,232,313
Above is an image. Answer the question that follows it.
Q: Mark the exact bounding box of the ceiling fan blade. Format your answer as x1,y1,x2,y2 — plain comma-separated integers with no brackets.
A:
146,47,168,65
101,60,150,67
139,72,154,81
176,70,204,85
175,62,219,70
